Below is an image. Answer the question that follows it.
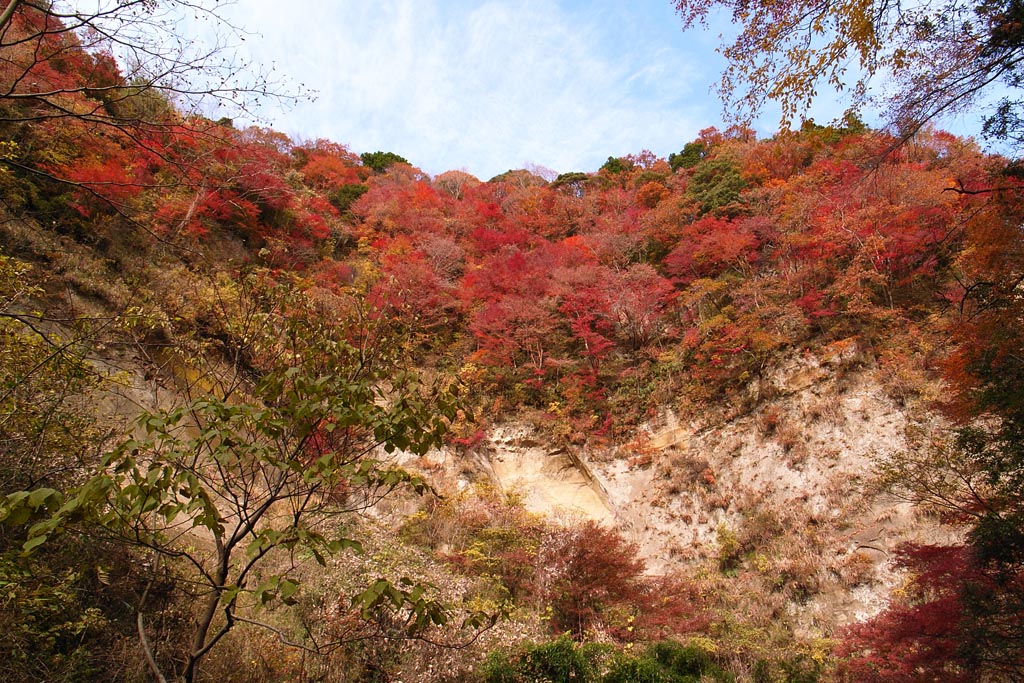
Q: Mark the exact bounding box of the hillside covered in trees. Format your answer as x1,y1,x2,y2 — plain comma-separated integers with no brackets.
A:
1,2,1023,682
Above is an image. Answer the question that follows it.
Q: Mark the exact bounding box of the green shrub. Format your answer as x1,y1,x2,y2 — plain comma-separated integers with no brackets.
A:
650,640,711,677
603,654,681,683
750,655,821,683
481,639,736,683
330,183,368,213
482,637,598,683
780,654,821,683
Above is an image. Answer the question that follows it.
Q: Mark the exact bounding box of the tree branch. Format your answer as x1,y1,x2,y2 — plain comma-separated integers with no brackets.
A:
943,181,1024,195
0,0,24,33
137,611,169,683
136,569,170,683
232,615,323,654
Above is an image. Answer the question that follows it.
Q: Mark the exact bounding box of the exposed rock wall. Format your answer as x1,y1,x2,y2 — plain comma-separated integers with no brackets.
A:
473,343,955,632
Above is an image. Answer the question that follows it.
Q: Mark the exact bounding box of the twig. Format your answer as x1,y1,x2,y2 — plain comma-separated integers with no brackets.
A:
232,615,323,654
136,573,169,683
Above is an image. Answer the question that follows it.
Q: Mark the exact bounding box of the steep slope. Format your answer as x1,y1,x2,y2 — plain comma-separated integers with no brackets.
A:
455,341,954,636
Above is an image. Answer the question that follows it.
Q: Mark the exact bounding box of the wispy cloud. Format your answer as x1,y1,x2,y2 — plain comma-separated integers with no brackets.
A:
218,0,721,178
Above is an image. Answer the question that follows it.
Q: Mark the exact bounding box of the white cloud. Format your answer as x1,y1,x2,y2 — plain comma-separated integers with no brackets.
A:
213,0,719,177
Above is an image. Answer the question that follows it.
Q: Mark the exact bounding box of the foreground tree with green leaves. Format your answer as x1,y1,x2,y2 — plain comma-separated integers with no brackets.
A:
0,277,477,683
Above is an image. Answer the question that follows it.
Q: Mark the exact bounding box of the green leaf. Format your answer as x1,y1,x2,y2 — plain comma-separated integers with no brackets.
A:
22,533,48,553
220,585,241,606
27,487,59,509
329,537,363,555
279,578,299,605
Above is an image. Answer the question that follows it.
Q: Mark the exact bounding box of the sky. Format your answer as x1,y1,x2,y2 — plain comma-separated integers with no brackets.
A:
205,0,846,179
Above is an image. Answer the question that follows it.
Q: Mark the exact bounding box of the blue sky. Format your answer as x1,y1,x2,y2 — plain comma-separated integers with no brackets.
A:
212,1,847,178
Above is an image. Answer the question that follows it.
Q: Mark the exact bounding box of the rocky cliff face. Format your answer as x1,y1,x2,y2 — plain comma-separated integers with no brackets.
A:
465,340,955,635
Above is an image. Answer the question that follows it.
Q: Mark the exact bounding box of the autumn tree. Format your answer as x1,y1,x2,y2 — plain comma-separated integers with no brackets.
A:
673,0,1024,145
552,261,616,373
433,170,481,199
837,544,1012,683
0,0,301,241
539,521,647,637
604,264,676,351
366,244,461,352
0,0,288,127
836,160,1024,682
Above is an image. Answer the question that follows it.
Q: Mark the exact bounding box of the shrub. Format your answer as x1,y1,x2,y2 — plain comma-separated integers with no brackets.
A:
539,521,647,637
482,639,735,683
482,636,599,683
604,655,680,683
604,640,733,683
650,640,712,677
